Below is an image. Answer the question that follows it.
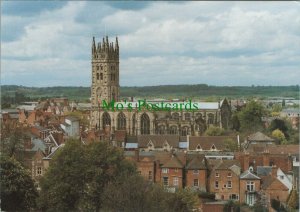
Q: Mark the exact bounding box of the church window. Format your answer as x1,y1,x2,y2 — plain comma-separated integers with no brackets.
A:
96,73,99,80
169,126,177,135
97,66,99,70
100,73,103,80
181,126,189,136
117,112,126,130
208,113,214,125
185,113,191,121
157,125,165,135
132,114,136,135
172,113,179,121
141,113,150,135
102,112,111,129
100,65,103,70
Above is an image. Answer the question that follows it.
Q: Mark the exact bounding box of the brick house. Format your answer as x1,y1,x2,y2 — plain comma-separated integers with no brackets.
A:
208,160,241,201
239,170,261,206
185,154,208,191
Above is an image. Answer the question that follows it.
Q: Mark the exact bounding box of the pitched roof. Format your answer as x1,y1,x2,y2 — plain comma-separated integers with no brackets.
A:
189,136,237,151
137,135,179,148
161,154,184,168
214,160,241,170
262,175,288,190
257,166,272,176
186,155,207,170
248,132,274,142
240,170,260,180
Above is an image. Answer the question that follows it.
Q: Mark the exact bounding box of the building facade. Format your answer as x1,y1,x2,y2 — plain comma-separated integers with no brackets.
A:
90,36,232,135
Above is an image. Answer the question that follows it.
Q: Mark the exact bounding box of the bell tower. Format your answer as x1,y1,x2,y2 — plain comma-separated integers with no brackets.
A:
91,36,120,106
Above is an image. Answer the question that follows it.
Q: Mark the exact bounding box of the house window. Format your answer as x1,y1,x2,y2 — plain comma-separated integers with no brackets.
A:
227,181,232,188
174,168,178,173
227,172,232,177
148,171,153,181
163,177,169,186
173,177,179,186
215,173,219,177
230,194,239,200
194,179,199,187
37,167,42,175
162,168,169,174
246,181,255,192
193,170,199,175
138,171,142,175
215,181,219,189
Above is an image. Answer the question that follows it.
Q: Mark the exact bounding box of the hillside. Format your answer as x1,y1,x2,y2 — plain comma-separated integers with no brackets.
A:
1,85,299,103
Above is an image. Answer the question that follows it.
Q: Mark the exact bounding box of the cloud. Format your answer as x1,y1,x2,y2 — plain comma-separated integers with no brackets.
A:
1,1,300,87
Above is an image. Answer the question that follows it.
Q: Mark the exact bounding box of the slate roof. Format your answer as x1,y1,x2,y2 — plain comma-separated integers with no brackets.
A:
248,132,274,142
240,170,260,180
189,136,237,151
257,166,272,176
214,160,241,170
161,154,184,168
31,138,47,152
137,135,179,148
186,155,207,170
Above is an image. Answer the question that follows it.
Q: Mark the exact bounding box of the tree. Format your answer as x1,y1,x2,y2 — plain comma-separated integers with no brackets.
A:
102,174,168,212
272,129,287,144
286,189,299,210
231,112,240,131
165,188,199,212
0,156,38,211
224,139,238,152
269,118,289,139
238,100,266,132
204,126,225,136
38,139,136,211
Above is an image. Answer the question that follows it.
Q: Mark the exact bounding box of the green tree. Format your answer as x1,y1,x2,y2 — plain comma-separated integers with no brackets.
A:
165,188,199,212
0,156,38,211
272,129,287,144
224,138,239,152
269,118,289,139
204,126,225,136
286,189,299,210
231,112,240,131
238,100,266,132
38,139,136,211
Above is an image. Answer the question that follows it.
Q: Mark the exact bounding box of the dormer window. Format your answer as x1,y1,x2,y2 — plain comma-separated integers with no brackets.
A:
162,168,169,174
211,144,216,151
227,172,232,177
215,172,219,177
196,144,202,151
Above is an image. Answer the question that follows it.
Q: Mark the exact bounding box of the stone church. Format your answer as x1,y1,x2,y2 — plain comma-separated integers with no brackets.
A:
90,36,231,136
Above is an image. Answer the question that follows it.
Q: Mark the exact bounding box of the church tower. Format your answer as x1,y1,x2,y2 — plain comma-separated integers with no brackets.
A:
91,36,120,106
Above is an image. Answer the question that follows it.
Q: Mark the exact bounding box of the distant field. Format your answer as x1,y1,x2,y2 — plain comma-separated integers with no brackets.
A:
1,85,299,102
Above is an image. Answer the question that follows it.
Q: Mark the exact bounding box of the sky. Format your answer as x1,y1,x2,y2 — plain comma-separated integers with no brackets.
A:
1,1,300,87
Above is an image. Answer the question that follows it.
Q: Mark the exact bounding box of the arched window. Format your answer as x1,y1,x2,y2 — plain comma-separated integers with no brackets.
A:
185,113,191,121
157,125,165,135
172,113,179,121
169,126,178,135
141,113,150,135
102,112,111,129
181,126,189,136
196,113,202,119
132,114,136,135
117,112,126,130
208,113,214,125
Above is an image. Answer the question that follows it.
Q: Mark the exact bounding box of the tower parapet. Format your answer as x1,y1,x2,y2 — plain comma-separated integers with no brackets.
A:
92,36,119,60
